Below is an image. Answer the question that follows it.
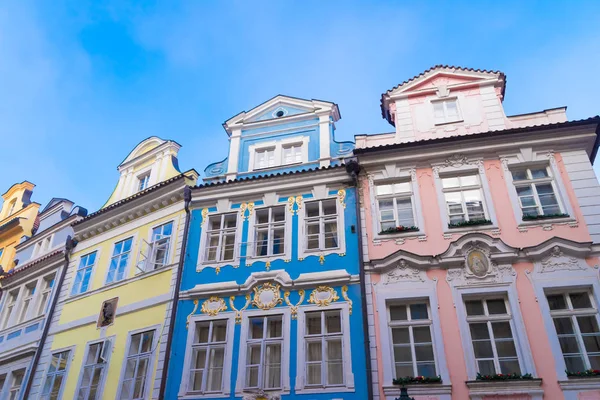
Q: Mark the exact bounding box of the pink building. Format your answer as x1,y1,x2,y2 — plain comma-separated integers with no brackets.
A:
354,66,600,400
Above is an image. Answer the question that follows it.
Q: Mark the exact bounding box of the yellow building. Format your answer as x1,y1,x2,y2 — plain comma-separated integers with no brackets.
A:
28,137,197,400
0,181,40,272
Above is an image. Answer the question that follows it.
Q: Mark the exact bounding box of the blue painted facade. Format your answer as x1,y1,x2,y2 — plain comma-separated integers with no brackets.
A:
166,96,368,399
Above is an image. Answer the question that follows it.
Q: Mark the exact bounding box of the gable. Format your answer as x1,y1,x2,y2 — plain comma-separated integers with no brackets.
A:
406,73,482,93
249,104,312,122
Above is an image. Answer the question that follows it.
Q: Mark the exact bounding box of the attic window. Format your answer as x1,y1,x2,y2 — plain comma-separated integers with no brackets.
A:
138,173,151,192
272,107,287,118
432,98,461,125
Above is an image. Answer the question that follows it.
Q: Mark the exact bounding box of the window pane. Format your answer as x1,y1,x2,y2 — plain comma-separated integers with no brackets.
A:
442,177,460,189
530,168,549,179
473,340,494,358
469,323,490,340
389,305,408,321
306,313,322,335
547,294,567,310
267,317,282,338
195,323,210,344
409,304,428,320
460,175,478,187
516,186,534,197
487,299,507,315
554,318,575,335
394,345,412,362
433,102,444,119
325,311,342,334
212,321,227,342
495,340,517,357
322,200,337,216
307,364,321,385
413,326,432,343
249,318,264,339
256,209,269,224
465,300,484,316
583,335,600,353
577,316,600,334
491,322,513,339
393,182,411,193
478,359,496,375
415,344,434,361
376,184,393,196
559,336,580,354
499,359,520,374
392,328,410,344
564,355,586,373
417,363,436,377
570,293,593,309
446,100,458,117
511,170,528,181
395,364,414,379
306,202,319,218
307,341,322,362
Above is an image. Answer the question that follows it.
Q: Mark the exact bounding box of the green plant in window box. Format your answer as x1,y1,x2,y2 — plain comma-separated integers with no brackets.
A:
379,226,419,235
447,219,492,229
522,213,569,221
566,369,600,378
392,376,442,385
476,372,533,381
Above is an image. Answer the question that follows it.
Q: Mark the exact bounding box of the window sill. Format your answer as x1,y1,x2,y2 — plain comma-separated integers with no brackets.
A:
518,216,575,227
178,393,230,399
443,224,498,234
466,378,542,396
0,314,45,337
374,229,424,240
383,383,451,397
559,376,600,391
295,386,354,395
196,260,239,272
245,254,290,265
434,119,463,127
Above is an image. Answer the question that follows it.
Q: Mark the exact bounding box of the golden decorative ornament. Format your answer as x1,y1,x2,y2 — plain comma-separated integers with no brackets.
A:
319,254,325,265
215,266,221,275
201,208,209,226
341,285,353,315
265,260,271,271
246,202,255,221
295,195,303,211
239,203,248,219
186,299,199,329
337,189,347,209
229,294,251,324
308,286,340,307
284,289,305,319
287,196,296,215
201,296,227,316
252,282,283,310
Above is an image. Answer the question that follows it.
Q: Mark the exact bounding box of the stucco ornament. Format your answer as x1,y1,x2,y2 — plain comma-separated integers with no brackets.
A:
341,285,353,315
446,242,515,285
308,286,340,307
466,250,489,277
186,299,199,329
229,294,251,324
337,189,346,209
284,289,305,319
443,154,469,168
242,390,280,400
287,196,296,215
201,208,209,226
538,246,585,273
382,260,425,284
251,282,283,310
295,195,303,212
201,296,227,317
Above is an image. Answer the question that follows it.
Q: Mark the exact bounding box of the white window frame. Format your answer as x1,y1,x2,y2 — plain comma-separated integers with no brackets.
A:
7,368,24,400
296,303,354,394
441,173,489,226
509,165,567,219
202,213,239,265
71,251,98,296
433,163,498,233
431,98,462,125
116,325,160,400
40,346,75,400
33,235,54,258
137,221,175,273
18,281,37,323
197,212,242,270
453,286,536,380
374,181,417,232
243,315,285,391
137,173,151,192
247,205,292,262
74,336,114,400
36,273,56,317
387,301,439,378
545,289,600,373
247,136,310,172
298,196,346,259
235,308,291,396
180,314,235,398
105,236,134,284
0,288,20,330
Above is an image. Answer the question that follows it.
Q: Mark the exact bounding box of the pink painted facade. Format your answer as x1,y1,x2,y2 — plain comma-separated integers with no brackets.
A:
355,66,600,400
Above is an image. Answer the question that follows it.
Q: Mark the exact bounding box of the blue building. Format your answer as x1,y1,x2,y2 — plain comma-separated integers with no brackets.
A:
165,96,369,400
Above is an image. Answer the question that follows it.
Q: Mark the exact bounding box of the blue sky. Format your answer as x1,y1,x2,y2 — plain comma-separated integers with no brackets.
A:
1,1,599,212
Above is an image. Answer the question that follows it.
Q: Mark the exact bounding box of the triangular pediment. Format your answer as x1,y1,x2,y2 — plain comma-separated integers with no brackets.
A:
389,67,503,96
223,95,339,134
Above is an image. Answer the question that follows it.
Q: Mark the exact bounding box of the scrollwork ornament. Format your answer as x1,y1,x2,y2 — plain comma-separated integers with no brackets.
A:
337,189,346,209
284,289,305,319
201,208,209,226
239,203,248,219
287,196,296,215
229,294,251,324
295,195,303,212
186,299,199,329
252,282,283,310
201,296,227,316
308,286,340,307
341,285,352,315
245,202,255,221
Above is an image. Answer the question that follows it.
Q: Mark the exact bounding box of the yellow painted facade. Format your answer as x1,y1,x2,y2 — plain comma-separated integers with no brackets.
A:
0,181,40,271
39,137,197,399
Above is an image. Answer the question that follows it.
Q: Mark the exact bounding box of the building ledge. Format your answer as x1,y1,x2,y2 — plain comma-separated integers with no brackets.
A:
559,376,600,391
382,383,452,396
466,378,543,396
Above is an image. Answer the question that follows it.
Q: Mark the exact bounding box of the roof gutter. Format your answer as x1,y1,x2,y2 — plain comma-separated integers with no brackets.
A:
158,185,192,399
22,236,76,399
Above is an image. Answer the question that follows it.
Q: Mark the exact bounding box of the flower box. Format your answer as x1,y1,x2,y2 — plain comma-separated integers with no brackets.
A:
476,372,533,381
393,375,442,385
379,226,419,235
522,213,569,221
566,369,600,378
447,219,492,229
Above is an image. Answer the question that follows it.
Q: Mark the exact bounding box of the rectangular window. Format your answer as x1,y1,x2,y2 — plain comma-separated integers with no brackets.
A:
305,199,339,251
34,236,53,257
282,144,303,165
120,330,155,400
465,297,520,375
433,99,460,124
442,174,487,225
255,148,276,170
388,302,436,378
0,374,5,396
77,340,110,400
375,182,415,231
188,320,227,394
71,252,97,295
138,174,150,192
205,214,237,263
511,166,563,218
245,315,283,390
305,310,344,387
18,282,37,323
41,350,71,400
8,369,24,400
254,206,286,257
546,290,600,372
106,237,133,284
0,248,3,260
149,222,173,269
37,274,56,316
1,289,19,329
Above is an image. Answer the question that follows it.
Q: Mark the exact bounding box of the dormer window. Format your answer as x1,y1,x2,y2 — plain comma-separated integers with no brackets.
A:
138,173,151,192
283,144,303,165
255,148,276,170
7,199,16,216
433,99,461,125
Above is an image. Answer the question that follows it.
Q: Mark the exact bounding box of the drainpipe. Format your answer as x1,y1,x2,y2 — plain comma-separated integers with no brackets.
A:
22,235,77,399
159,185,192,400
345,158,374,400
